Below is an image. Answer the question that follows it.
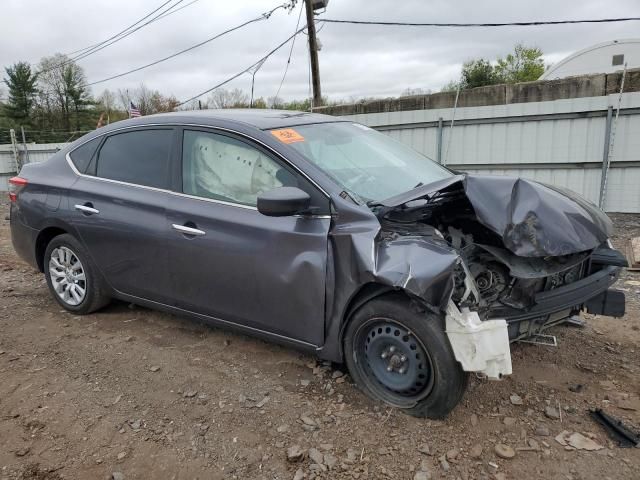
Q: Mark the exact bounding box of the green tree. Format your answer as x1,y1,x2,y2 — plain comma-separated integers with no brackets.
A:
3,61,38,124
446,44,546,90
460,59,500,89
495,44,545,83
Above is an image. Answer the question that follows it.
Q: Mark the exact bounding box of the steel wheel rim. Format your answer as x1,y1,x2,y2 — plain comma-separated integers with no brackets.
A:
49,246,87,306
356,318,434,403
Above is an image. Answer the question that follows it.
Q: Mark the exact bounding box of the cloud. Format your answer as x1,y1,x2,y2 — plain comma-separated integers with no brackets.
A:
1,0,639,103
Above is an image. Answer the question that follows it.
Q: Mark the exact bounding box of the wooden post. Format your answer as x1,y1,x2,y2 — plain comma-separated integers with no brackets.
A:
305,0,322,108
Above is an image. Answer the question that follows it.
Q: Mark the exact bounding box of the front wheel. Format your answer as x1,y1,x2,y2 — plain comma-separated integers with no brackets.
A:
343,294,468,419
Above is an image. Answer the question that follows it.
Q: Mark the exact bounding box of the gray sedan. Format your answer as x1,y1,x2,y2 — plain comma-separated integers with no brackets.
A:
9,110,626,418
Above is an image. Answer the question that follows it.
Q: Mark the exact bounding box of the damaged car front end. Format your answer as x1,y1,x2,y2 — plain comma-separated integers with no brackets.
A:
374,173,626,354
289,122,626,418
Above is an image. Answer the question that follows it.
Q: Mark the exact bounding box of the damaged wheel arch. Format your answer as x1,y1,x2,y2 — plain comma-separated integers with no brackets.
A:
337,285,444,362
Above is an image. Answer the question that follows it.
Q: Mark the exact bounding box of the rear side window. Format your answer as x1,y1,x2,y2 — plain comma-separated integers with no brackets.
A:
69,137,101,173
95,129,173,189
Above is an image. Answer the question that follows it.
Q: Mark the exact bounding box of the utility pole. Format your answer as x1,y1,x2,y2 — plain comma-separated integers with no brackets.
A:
304,0,322,108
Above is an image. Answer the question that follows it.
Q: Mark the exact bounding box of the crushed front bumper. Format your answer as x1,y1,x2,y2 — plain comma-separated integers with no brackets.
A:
445,249,626,378
504,265,622,323
502,245,626,341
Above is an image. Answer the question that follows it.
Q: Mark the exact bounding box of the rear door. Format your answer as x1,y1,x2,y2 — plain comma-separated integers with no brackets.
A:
67,127,176,303
166,127,331,346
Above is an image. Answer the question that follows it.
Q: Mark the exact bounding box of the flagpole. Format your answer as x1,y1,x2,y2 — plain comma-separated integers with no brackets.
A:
126,89,131,118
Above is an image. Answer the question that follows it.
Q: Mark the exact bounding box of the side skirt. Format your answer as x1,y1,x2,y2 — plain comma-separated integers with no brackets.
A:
112,292,322,355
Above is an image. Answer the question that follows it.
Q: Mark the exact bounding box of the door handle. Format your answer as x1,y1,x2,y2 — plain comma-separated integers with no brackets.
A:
172,224,206,236
75,204,99,215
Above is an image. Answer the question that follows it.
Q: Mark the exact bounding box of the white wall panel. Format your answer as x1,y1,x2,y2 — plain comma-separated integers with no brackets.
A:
341,93,640,212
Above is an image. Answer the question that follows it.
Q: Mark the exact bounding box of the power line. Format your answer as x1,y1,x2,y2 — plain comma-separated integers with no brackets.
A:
38,0,184,75
87,4,288,87
318,17,640,27
66,0,179,57
153,0,203,22
71,0,186,63
273,1,305,101
177,26,306,107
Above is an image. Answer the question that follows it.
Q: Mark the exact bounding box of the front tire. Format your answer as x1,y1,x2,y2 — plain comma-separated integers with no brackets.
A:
44,234,110,314
343,294,468,419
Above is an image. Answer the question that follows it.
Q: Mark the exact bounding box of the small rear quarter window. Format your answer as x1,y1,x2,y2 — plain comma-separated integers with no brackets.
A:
69,137,101,174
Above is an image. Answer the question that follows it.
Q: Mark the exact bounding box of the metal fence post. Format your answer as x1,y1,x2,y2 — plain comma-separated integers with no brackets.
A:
598,106,613,208
20,126,30,166
436,117,443,164
9,129,20,173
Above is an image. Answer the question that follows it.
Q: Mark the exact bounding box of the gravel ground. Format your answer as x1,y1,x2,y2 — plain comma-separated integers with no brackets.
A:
0,202,639,480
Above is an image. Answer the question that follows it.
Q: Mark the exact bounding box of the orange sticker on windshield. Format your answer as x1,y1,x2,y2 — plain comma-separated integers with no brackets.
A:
270,128,305,144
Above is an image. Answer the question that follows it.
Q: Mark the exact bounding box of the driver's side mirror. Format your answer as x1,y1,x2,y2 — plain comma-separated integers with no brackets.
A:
257,187,311,217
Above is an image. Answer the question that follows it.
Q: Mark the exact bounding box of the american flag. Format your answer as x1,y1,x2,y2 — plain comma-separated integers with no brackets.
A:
129,102,141,118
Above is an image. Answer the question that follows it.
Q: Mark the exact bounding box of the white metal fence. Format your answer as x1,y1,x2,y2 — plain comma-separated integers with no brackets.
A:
2,93,640,212
339,92,640,213
0,143,67,191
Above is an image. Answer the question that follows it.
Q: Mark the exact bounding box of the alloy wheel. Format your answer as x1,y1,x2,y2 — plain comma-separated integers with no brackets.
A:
48,246,87,306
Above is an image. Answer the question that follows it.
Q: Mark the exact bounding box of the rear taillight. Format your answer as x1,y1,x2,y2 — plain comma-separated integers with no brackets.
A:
8,176,28,202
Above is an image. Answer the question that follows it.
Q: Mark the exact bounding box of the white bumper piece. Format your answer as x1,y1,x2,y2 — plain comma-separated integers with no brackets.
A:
445,301,512,380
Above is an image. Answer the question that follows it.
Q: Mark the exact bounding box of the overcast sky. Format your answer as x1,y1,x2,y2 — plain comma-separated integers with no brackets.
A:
2,0,639,104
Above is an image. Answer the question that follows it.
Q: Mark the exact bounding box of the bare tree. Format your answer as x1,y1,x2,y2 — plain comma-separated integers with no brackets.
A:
119,84,179,115
207,88,249,109
116,88,130,111
96,89,126,123
400,87,431,96
267,95,284,108
38,54,91,131
97,89,116,112
174,99,202,111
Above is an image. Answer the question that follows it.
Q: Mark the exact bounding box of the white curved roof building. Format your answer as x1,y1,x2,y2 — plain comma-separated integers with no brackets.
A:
540,39,640,80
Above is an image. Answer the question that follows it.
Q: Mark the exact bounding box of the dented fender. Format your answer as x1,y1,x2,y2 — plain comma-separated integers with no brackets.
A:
373,236,458,307
319,196,459,362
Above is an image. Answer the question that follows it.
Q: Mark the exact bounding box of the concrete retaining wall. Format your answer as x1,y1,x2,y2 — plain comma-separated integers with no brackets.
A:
316,68,640,117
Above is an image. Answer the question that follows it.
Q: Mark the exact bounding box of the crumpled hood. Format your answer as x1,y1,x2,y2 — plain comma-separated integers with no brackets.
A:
380,173,613,257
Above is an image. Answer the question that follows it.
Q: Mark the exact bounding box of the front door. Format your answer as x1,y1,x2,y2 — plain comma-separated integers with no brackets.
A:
166,128,331,346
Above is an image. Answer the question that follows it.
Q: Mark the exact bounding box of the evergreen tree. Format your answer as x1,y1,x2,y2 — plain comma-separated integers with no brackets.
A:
3,62,38,124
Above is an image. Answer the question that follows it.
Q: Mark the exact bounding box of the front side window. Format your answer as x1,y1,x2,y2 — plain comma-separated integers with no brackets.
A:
95,129,173,189
182,130,289,207
279,122,452,203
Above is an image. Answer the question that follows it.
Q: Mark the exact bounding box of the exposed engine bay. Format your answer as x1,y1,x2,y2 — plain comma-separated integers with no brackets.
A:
373,174,627,345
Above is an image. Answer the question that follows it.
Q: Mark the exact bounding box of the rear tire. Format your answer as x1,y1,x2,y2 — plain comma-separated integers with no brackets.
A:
44,234,110,314
343,294,468,419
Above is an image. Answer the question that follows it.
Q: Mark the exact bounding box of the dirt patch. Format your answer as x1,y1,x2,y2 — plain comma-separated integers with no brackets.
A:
1,202,639,480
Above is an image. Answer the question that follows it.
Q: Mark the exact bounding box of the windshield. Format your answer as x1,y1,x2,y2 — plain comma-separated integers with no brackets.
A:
278,122,452,203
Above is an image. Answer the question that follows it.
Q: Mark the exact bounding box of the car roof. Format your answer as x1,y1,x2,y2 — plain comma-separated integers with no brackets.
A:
137,109,348,130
